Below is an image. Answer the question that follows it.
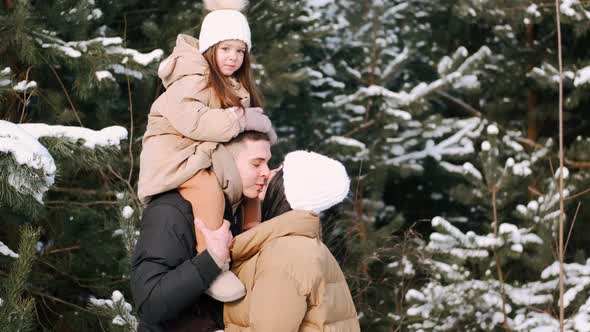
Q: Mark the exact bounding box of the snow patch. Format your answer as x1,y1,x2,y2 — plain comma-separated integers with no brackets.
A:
0,241,19,258
0,120,56,201
95,70,115,82
574,66,590,86
327,136,366,150
18,123,128,149
122,206,134,219
13,80,37,92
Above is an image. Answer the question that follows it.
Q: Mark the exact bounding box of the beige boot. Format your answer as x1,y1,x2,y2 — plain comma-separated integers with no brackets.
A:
206,261,246,302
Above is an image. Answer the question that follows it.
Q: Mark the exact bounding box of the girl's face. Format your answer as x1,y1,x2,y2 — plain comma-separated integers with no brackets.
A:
216,40,246,76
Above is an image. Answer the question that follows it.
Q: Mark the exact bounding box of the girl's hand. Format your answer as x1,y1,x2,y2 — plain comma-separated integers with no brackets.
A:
244,108,271,131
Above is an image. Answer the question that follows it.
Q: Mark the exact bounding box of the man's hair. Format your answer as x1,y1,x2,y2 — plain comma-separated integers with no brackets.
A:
261,169,292,221
225,131,270,156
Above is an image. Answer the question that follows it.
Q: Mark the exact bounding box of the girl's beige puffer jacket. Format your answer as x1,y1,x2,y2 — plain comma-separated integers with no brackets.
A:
138,34,250,204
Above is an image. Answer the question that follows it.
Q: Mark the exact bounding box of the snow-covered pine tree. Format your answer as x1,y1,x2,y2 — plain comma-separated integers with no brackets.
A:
404,123,590,330
0,0,161,329
0,118,137,330
282,0,496,329
401,1,590,330
1,0,335,329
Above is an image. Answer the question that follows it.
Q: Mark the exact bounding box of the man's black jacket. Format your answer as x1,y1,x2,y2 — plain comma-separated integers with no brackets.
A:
131,191,242,332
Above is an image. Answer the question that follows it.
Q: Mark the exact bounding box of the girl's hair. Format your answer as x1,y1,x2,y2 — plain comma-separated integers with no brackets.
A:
261,169,292,222
202,42,264,109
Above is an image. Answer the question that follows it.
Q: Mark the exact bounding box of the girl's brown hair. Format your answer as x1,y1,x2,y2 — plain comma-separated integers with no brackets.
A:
261,169,292,222
202,42,264,109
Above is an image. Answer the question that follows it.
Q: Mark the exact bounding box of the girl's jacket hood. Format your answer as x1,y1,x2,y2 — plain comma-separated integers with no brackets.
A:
157,34,209,89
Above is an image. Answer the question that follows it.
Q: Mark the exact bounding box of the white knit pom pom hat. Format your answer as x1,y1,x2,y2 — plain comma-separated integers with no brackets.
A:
198,0,251,53
282,151,350,213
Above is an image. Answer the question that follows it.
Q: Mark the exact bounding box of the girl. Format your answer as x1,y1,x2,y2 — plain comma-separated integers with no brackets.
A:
137,0,276,302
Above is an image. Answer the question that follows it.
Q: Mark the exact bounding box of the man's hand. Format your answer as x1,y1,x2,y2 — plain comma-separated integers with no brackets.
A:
194,219,233,266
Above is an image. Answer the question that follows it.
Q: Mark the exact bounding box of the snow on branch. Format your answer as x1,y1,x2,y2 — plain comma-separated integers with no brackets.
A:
0,241,18,258
427,217,543,261
0,120,128,203
506,280,555,307
105,46,164,66
515,170,574,233
559,0,590,21
528,62,574,85
89,290,138,330
574,65,590,87
326,135,369,161
512,260,590,331
386,117,482,165
0,120,57,198
18,123,128,149
406,280,510,330
541,259,590,307
427,217,501,259
34,31,163,67
382,46,411,81
325,46,490,110
13,80,37,93
0,67,12,89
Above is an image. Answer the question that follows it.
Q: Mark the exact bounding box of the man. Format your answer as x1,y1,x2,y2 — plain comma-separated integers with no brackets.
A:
131,131,272,331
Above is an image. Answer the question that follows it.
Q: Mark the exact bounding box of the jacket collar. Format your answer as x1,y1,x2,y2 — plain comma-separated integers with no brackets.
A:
230,210,320,269
210,144,243,209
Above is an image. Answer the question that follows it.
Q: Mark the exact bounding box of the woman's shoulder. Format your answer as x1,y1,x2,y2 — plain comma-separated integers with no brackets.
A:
261,236,323,267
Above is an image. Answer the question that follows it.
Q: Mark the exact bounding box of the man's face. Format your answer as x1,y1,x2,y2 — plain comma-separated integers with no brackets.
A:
233,139,271,199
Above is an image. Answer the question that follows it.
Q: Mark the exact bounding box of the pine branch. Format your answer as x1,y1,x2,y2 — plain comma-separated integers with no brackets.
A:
37,53,84,127
554,1,565,330
51,187,119,197
434,91,482,117
124,14,135,184
0,225,39,332
45,200,120,207
491,188,511,332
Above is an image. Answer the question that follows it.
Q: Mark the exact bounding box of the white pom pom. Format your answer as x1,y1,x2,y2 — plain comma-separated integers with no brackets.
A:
203,0,248,11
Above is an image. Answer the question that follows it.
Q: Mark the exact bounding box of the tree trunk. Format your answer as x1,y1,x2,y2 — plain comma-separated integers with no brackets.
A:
526,23,538,143
4,0,14,9
526,23,539,201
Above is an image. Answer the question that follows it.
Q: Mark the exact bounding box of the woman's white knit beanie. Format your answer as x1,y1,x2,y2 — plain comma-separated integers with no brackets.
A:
198,0,252,53
283,151,350,213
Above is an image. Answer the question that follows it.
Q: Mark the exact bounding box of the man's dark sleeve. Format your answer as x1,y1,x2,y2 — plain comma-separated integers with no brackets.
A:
130,204,221,324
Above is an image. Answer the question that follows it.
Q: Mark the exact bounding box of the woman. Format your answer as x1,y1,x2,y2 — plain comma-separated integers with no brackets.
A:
224,151,360,332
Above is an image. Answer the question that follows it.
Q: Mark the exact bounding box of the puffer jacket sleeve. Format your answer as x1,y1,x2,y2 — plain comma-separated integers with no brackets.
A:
130,203,221,324
248,269,307,331
158,75,244,142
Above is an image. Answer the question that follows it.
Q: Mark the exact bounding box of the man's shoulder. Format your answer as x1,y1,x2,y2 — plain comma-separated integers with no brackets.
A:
143,191,192,222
